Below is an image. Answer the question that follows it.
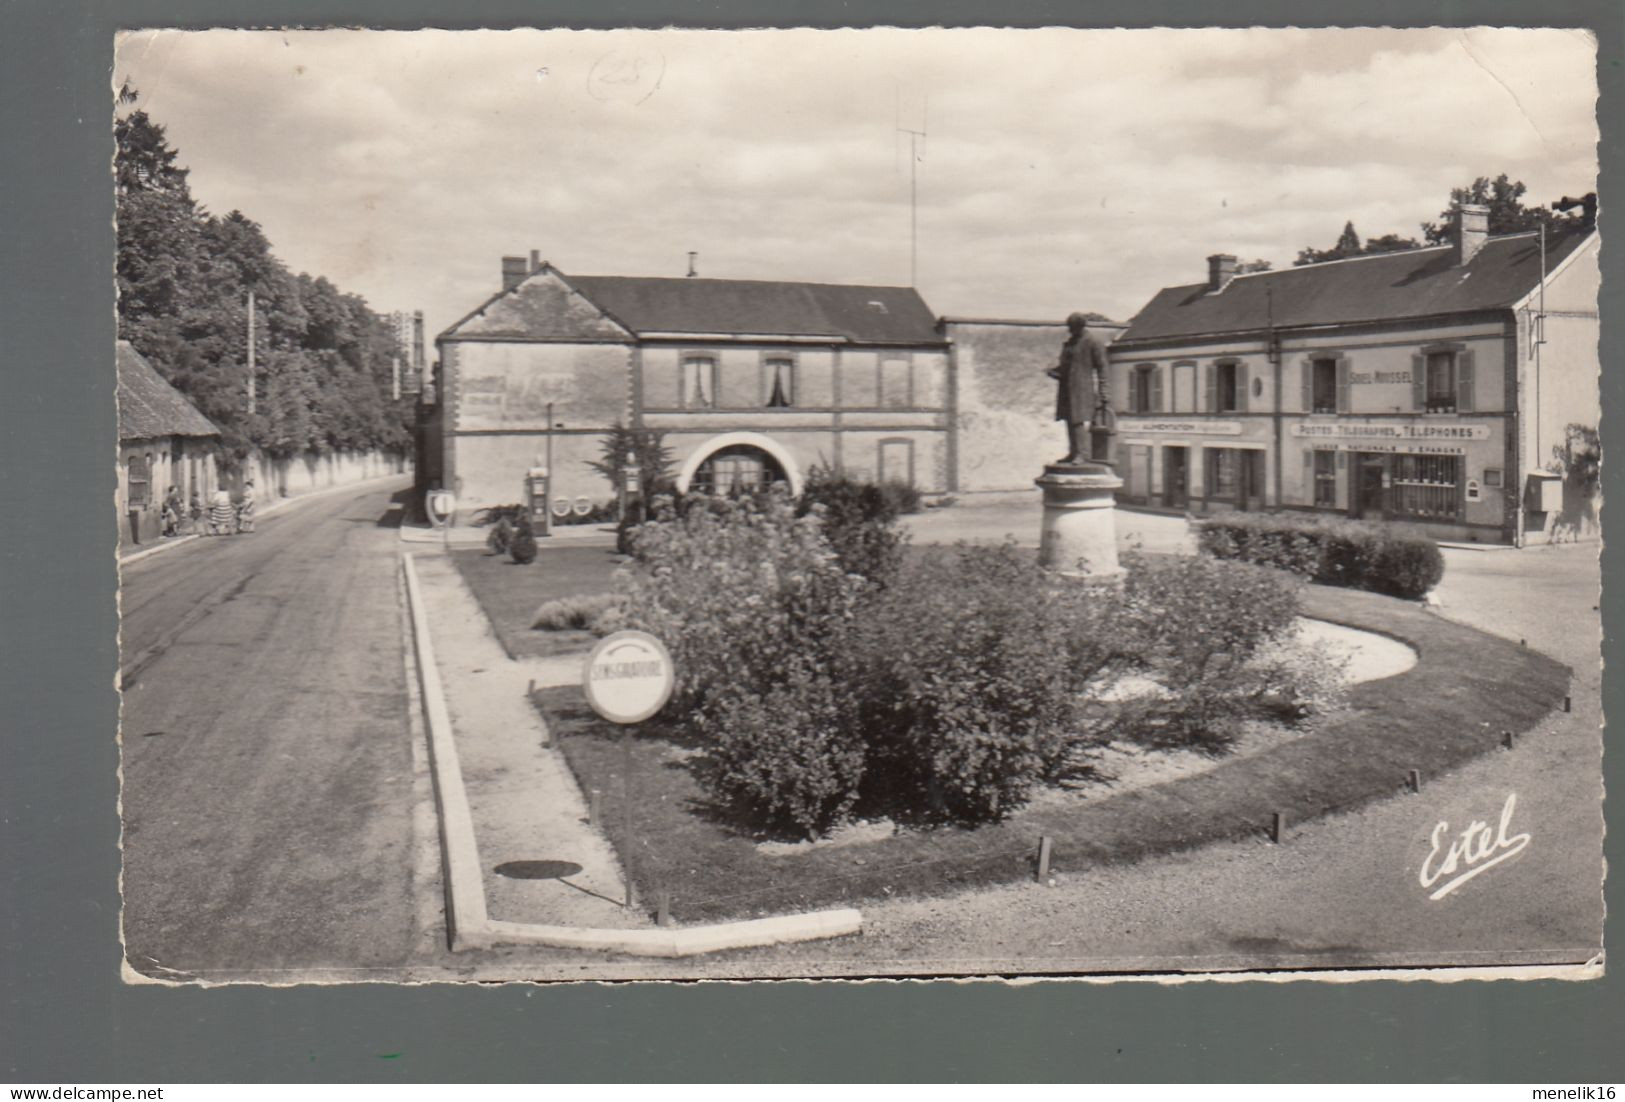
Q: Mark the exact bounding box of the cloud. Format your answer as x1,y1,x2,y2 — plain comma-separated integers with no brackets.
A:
115,27,1599,331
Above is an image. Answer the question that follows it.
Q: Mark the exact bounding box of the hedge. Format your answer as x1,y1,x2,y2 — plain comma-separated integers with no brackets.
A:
1197,512,1444,599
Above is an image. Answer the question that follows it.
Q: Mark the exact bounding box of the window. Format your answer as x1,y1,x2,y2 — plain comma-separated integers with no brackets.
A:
681,355,717,409
1424,352,1456,413
1484,468,1504,489
765,358,794,408
1313,450,1337,508
1311,358,1338,413
1208,448,1239,498
1391,454,1460,519
1131,366,1157,413
1215,362,1239,412
879,357,912,409
691,445,786,496
127,454,150,506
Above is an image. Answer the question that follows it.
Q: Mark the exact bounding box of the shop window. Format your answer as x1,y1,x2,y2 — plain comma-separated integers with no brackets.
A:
1311,358,1338,413
128,454,150,506
1313,451,1337,508
1391,454,1460,519
1424,352,1457,413
1215,362,1239,412
681,355,717,409
765,357,795,408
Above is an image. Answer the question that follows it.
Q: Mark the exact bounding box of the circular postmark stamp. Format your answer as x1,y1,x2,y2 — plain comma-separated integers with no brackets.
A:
587,43,666,105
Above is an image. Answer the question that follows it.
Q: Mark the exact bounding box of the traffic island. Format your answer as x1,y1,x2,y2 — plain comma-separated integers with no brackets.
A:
400,550,864,956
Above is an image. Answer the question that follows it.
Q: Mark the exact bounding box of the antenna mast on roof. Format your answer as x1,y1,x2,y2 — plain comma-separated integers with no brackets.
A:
896,88,927,288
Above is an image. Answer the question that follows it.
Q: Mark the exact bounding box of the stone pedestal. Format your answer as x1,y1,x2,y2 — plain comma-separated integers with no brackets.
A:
1035,462,1123,578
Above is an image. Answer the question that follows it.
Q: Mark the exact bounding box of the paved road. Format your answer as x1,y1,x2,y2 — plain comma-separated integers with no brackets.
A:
119,478,431,982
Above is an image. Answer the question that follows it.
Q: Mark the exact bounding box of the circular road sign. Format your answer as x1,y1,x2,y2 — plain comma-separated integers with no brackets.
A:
582,630,675,724
573,495,594,517
426,489,456,528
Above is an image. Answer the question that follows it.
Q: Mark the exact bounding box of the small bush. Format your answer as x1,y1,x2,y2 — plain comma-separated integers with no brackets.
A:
1198,513,1444,599
532,592,624,633
486,517,514,556
509,518,538,564
1116,551,1304,746
849,544,1124,824
695,662,868,839
878,479,923,516
795,466,907,585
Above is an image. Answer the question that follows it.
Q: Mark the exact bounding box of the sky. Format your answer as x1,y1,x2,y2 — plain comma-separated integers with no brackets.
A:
114,27,1599,338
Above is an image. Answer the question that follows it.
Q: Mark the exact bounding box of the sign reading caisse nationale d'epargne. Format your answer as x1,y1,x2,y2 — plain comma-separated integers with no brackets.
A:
582,630,675,724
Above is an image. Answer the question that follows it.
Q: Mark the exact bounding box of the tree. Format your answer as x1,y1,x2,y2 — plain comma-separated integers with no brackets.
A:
116,86,416,463
1420,174,1573,245
589,423,677,496
1293,220,1423,266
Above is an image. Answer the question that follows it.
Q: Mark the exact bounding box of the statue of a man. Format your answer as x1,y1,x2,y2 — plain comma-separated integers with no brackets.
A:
1048,312,1112,465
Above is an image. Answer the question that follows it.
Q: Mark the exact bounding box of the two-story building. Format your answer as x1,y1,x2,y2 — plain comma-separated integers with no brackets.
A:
431,255,953,514
1107,203,1599,544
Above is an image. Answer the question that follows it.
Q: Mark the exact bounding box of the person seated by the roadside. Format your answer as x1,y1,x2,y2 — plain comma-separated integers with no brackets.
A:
161,485,184,537
237,479,257,534
209,483,237,535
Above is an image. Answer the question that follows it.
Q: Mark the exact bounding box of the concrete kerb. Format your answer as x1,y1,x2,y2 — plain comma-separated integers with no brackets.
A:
398,551,863,956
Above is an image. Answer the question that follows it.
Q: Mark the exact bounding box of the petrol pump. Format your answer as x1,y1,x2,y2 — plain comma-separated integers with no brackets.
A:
526,466,552,537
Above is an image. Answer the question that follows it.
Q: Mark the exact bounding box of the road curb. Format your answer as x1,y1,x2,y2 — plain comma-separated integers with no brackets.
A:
399,551,863,957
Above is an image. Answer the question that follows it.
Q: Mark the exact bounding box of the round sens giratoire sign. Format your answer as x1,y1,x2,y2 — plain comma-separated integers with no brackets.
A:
582,630,675,724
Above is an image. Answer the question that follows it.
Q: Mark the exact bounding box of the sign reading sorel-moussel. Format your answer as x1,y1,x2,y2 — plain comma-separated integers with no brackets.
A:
582,630,675,725
1291,423,1493,440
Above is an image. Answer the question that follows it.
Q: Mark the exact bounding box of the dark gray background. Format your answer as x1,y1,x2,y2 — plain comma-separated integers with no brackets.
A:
2,0,1619,1083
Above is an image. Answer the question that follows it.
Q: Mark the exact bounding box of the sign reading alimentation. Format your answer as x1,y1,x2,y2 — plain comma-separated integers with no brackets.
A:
582,630,675,724
1115,419,1243,435
1291,423,1492,441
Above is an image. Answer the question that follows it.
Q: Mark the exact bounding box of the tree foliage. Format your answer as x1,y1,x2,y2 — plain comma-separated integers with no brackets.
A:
115,87,412,464
1295,175,1589,267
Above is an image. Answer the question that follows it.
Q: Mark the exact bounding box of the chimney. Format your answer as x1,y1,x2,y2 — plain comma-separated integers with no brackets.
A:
530,249,542,273
686,251,698,278
1454,203,1489,266
501,255,529,292
1207,253,1237,292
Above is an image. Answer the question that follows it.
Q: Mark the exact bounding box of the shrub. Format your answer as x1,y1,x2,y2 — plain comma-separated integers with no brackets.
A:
1198,513,1443,599
878,479,923,516
619,485,866,716
1115,551,1304,746
509,517,538,564
486,517,514,556
532,592,623,633
849,544,1125,824
795,465,907,585
694,661,867,839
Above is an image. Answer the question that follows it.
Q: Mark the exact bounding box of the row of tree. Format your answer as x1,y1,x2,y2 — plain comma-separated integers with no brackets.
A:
1293,174,1586,266
116,85,413,463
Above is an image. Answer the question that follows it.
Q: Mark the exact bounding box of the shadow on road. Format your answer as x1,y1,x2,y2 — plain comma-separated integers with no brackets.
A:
375,487,415,529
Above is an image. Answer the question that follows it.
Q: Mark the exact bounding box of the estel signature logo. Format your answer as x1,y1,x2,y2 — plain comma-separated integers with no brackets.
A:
1419,793,1531,901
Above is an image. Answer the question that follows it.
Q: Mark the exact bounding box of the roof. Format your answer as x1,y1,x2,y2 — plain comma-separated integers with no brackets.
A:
564,274,945,345
117,341,219,440
1118,226,1595,345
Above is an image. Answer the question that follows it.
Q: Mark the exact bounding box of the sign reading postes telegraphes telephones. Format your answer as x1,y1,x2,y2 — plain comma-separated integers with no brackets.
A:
582,630,675,724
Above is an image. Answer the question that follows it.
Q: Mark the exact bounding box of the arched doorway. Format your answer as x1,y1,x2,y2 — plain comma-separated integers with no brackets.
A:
675,432,805,497
690,444,788,496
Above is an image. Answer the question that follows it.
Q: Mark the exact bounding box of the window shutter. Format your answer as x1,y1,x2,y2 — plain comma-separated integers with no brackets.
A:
1336,358,1350,414
1150,367,1164,413
1204,364,1217,412
1457,351,1475,413
1235,363,1248,413
1303,448,1314,470
1411,354,1426,411
1301,360,1313,413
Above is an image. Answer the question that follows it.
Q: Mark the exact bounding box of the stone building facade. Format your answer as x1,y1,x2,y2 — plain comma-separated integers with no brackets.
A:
1106,206,1599,545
